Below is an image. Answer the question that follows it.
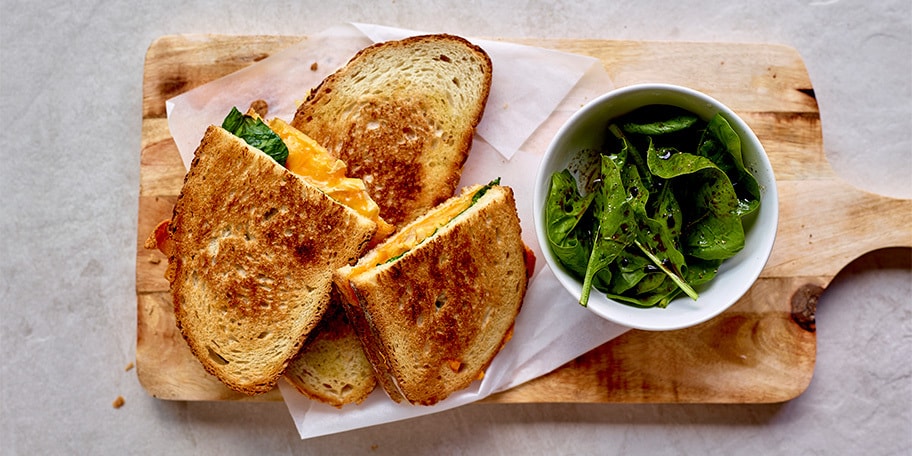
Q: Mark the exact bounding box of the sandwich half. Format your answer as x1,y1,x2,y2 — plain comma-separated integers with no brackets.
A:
334,181,530,405
291,34,493,227
165,114,381,395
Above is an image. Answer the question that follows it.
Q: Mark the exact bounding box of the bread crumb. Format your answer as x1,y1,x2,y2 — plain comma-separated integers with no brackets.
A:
370,444,378,451
310,62,319,71
112,396,125,409
248,99,269,118
503,103,509,110
148,254,160,264
125,362,134,372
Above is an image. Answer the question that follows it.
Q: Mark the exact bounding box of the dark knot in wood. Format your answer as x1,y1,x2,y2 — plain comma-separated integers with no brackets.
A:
790,284,822,333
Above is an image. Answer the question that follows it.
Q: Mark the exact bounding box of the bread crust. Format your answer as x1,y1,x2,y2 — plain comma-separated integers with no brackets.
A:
168,125,376,395
336,186,528,405
291,34,493,226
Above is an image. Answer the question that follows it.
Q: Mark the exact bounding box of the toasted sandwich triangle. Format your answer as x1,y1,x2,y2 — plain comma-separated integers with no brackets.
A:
335,184,528,405
168,125,376,395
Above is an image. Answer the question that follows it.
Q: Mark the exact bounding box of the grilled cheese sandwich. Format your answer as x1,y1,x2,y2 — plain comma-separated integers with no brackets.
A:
334,182,529,405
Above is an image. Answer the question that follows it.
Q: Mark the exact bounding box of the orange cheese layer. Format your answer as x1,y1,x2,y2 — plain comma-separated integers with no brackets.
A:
267,118,395,241
349,187,479,279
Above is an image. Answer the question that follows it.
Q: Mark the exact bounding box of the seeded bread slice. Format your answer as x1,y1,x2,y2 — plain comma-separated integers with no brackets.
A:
168,125,376,395
291,34,493,227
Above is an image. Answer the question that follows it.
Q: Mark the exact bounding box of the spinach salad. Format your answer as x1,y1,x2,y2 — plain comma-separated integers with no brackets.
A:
545,105,762,308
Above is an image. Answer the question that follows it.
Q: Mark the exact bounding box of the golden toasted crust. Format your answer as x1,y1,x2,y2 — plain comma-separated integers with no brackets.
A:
168,125,376,395
283,295,377,408
291,34,493,226
335,185,528,405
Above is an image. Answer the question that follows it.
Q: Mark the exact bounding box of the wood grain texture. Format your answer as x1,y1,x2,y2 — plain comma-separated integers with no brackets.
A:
135,34,912,403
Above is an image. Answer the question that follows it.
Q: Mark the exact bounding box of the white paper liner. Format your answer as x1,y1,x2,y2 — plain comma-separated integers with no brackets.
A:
164,23,630,440
281,265,629,439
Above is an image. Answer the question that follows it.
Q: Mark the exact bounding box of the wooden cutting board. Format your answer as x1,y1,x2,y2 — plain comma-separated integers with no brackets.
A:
135,34,911,403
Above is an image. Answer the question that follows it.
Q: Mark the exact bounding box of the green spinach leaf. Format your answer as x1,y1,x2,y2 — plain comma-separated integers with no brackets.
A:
545,170,596,277
697,114,762,216
604,248,650,294
472,177,501,205
622,113,699,136
646,144,746,260
221,107,289,166
608,124,652,189
580,155,635,305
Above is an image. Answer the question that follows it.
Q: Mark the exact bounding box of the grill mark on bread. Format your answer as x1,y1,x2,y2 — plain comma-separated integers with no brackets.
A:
400,223,484,353
334,98,431,225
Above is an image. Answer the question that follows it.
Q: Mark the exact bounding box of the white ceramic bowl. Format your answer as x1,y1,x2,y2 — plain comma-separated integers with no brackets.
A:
533,83,778,331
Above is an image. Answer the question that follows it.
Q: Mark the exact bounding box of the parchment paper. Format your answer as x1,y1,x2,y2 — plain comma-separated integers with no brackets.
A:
165,23,630,440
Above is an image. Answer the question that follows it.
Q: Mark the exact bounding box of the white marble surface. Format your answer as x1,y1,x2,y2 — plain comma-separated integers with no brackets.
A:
2,0,909,454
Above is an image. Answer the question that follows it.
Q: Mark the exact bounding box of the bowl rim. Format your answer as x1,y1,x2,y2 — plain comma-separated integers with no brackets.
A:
532,83,779,331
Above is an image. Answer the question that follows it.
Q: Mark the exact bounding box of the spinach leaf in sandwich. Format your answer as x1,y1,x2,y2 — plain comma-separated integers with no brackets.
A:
221,107,289,166
472,177,501,205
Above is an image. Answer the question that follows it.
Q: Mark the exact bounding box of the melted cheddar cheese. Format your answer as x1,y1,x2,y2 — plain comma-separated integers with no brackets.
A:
348,188,478,279
267,118,395,242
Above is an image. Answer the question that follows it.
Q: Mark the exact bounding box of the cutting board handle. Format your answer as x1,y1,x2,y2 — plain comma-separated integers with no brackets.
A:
768,177,911,281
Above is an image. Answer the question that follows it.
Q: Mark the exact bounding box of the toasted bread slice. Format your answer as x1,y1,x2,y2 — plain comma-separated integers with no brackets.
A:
291,34,493,226
283,293,377,407
334,183,528,405
168,125,376,395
